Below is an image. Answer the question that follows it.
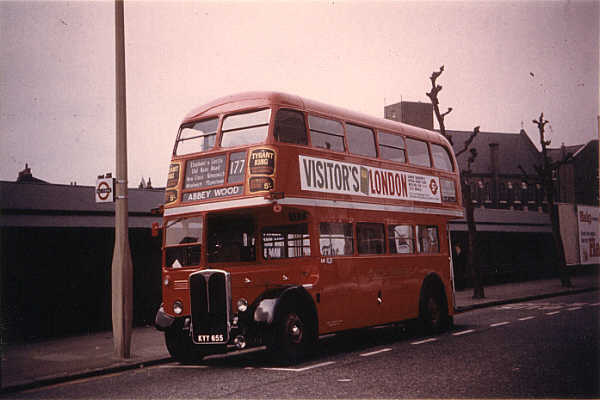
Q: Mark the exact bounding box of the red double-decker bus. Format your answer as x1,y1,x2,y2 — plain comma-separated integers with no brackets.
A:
155,91,463,363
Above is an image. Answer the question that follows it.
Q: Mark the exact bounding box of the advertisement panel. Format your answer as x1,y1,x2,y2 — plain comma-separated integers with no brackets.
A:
577,205,600,265
299,155,441,203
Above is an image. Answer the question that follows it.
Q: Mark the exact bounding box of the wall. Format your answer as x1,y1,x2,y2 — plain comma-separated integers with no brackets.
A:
1,226,162,342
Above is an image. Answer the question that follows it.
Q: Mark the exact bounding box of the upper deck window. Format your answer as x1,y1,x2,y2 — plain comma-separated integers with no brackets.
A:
274,109,308,145
346,124,376,158
175,118,218,156
378,131,406,163
308,115,345,152
221,109,271,148
406,138,431,167
431,143,454,171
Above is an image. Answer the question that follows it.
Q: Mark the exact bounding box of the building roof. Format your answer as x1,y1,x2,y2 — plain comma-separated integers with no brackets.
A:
0,181,164,228
547,144,584,163
447,129,543,176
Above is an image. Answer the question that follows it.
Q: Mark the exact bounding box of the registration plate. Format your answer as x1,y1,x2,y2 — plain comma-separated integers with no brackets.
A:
197,334,225,343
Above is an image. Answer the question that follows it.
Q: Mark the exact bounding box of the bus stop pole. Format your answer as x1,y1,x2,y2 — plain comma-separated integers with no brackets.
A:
112,0,133,359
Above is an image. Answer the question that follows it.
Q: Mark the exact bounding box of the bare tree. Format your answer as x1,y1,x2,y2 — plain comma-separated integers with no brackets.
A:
532,113,573,287
427,66,484,299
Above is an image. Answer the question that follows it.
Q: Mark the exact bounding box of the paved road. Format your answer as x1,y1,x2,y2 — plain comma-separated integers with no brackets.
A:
6,291,599,399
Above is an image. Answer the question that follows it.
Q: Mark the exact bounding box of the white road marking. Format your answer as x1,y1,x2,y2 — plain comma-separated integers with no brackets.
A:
263,361,336,372
546,311,561,316
452,329,475,336
360,348,392,357
518,316,536,321
411,338,438,345
159,364,208,369
567,307,583,311
490,321,510,327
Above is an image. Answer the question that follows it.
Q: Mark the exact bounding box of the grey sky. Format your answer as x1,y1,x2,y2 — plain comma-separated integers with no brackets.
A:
1,0,598,187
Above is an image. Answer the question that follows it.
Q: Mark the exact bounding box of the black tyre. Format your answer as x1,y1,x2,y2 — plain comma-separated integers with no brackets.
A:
419,286,449,334
164,321,205,364
271,309,314,364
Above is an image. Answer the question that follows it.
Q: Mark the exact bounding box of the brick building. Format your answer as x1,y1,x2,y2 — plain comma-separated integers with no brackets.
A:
0,167,164,341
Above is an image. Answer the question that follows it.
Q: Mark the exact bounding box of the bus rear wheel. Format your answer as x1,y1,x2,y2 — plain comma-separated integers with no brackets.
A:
419,287,449,334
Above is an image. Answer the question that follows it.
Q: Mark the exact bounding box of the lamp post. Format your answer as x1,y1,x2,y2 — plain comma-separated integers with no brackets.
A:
112,0,133,359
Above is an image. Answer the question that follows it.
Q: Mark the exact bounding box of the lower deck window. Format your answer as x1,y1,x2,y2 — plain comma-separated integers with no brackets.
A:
319,222,353,256
388,224,415,254
417,225,440,253
262,223,311,259
357,223,385,254
165,217,203,268
207,215,256,263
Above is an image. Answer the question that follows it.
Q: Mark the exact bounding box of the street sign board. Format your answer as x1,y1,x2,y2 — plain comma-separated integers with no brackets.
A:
96,177,115,203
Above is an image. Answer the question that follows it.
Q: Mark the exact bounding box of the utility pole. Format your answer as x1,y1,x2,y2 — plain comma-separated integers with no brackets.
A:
112,0,133,358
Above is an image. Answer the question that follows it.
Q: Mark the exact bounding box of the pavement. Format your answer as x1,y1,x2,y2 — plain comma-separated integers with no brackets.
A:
1,270,598,394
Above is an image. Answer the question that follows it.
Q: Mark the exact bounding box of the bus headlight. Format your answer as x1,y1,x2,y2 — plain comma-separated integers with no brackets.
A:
237,298,248,313
173,301,184,315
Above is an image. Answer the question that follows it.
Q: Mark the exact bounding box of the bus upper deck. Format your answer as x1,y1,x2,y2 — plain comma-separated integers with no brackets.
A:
164,91,463,219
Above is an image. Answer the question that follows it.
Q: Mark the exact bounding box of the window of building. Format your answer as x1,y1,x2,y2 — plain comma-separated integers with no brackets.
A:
416,225,439,253
378,131,406,163
346,123,376,157
262,223,311,259
308,115,345,152
274,109,307,145
388,224,414,254
176,118,218,155
405,138,431,167
221,109,271,148
431,143,454,171
357,223,385,254
319,222,353,256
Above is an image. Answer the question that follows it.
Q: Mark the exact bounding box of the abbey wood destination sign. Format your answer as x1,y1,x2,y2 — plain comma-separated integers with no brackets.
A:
182,151,247,203
299,155,441,203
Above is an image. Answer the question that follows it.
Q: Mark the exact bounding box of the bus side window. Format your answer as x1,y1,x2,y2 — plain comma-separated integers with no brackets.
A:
308,115,345,152
319,222,353,256
416,225,439,253
357,223,385,254
431,143,454,171
388,224,414,254
346,123,376,158
262,223,311,259
378,131,406,163
275,109,308,145
406,138,432,167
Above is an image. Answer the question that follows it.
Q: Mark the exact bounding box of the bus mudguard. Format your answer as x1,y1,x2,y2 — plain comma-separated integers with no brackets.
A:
251,286,318,329
154,304,176,331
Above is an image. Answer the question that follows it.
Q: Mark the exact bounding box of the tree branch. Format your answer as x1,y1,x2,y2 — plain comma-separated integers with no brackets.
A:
456,126,480,158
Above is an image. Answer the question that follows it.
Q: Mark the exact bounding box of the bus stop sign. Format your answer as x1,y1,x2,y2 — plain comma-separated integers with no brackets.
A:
96,177,115,203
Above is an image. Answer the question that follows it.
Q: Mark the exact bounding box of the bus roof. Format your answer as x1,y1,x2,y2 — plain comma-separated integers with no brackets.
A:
183,91,451,148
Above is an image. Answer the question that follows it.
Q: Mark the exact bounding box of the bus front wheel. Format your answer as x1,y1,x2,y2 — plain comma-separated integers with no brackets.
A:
271,309,313,364
165,321,205,364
